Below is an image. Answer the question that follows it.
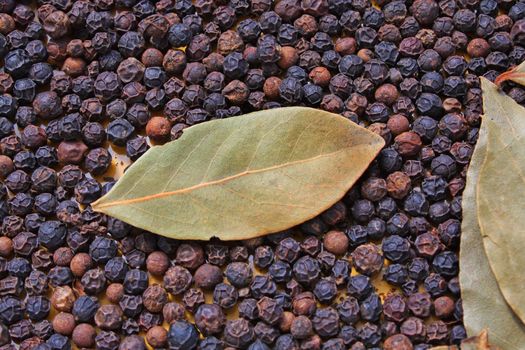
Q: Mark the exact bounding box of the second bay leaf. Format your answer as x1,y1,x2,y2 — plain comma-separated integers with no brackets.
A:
92,107,385,240
459,80,525,348
476,78,525,325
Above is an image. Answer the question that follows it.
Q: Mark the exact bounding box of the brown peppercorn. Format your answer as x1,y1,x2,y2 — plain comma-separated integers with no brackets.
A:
146,326,168,348
263,76,282,100
95,304,123,330
52,312,76,335
395,132,423,157
163,302,186,323
146,251,170,276
387,114,410,135
223,80,250,105
176,243,205,271
375,84,399,106
143,284,169,313
466,38,490,58
70,253,92,277
62,58,86,77
217,30,244,55
141,48,164,67
386,171,412,200
146,116,171,142
294,15,318,37
351,244,384,275
0,14,15,35
433,296,455,319
335,37,357,55
361,177,388,202
357,48,374,62
292,292,317,317
0,236,13,257
194,263,223,290
44,11,70,39
323,230,348,256
278,46,299,69
106,283,124,304
291,315,313,340
279,311,295,333
72,323,96,348
57,140,88,164
0,155,13,179
53,247,74,266
309,67,331,87
442,98,462,113
51,286,76,312
195,303,226,335
384,334,413,350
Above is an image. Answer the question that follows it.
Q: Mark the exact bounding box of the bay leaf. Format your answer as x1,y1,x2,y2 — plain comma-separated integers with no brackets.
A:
92,107,384,240
475,78,525,327
459,77,525,349
494,60,525,86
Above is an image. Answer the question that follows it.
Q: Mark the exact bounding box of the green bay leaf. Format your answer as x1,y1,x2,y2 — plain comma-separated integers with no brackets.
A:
462,78,525,342
92,107,384,240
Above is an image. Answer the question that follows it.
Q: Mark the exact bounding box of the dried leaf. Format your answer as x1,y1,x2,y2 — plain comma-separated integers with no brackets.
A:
92,107,384,240
461,330,501,350
494,60,525,86
477,78,525,325
459,77,525,349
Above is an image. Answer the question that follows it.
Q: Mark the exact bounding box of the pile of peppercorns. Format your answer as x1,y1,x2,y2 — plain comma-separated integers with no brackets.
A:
0,0,524,349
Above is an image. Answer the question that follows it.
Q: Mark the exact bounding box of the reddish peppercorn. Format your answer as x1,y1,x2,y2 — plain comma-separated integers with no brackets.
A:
279,311,295,333
72,323,96,348
52,312,76,335
335,37,357,55
433,296,455,319
57,140,88,165
278,46,299,69
146,251,170,276
0,155,14,178
142,48,164,67
147,325,168,348
323,230,349,256
146,116,171,142
309,67,331,87
62,57,86,77
51,286,76,312
70,253,92,277
375,84,399,106
386,171,412,200
395,132,423,157
106,283,124,304
0,236,13,257
384,334,413,350
263,77,282,100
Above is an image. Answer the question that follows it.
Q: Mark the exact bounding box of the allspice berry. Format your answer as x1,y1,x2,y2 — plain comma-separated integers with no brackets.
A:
194,263,223,290
263,77,282,100
394,132,423,157
70,253,92,277
146,326,168,348
146,251,170,276
53,312,76,335
0,236,13,257
62,57,86,77
146,116,171,142
323,230,349,256
278,46,299,69
335,37,357,55
72,323,96,348
57,140,88,164
51,286,76,312
309,67,331,87
387,114,410,135
375,84,399,106
0,155,13,178
106,283,125,304
279,311,295,333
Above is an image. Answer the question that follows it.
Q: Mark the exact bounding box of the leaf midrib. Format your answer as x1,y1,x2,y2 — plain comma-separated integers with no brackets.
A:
93,145,359,210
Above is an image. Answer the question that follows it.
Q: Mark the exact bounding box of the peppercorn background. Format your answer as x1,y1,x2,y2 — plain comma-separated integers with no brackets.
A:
0,0,523,348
